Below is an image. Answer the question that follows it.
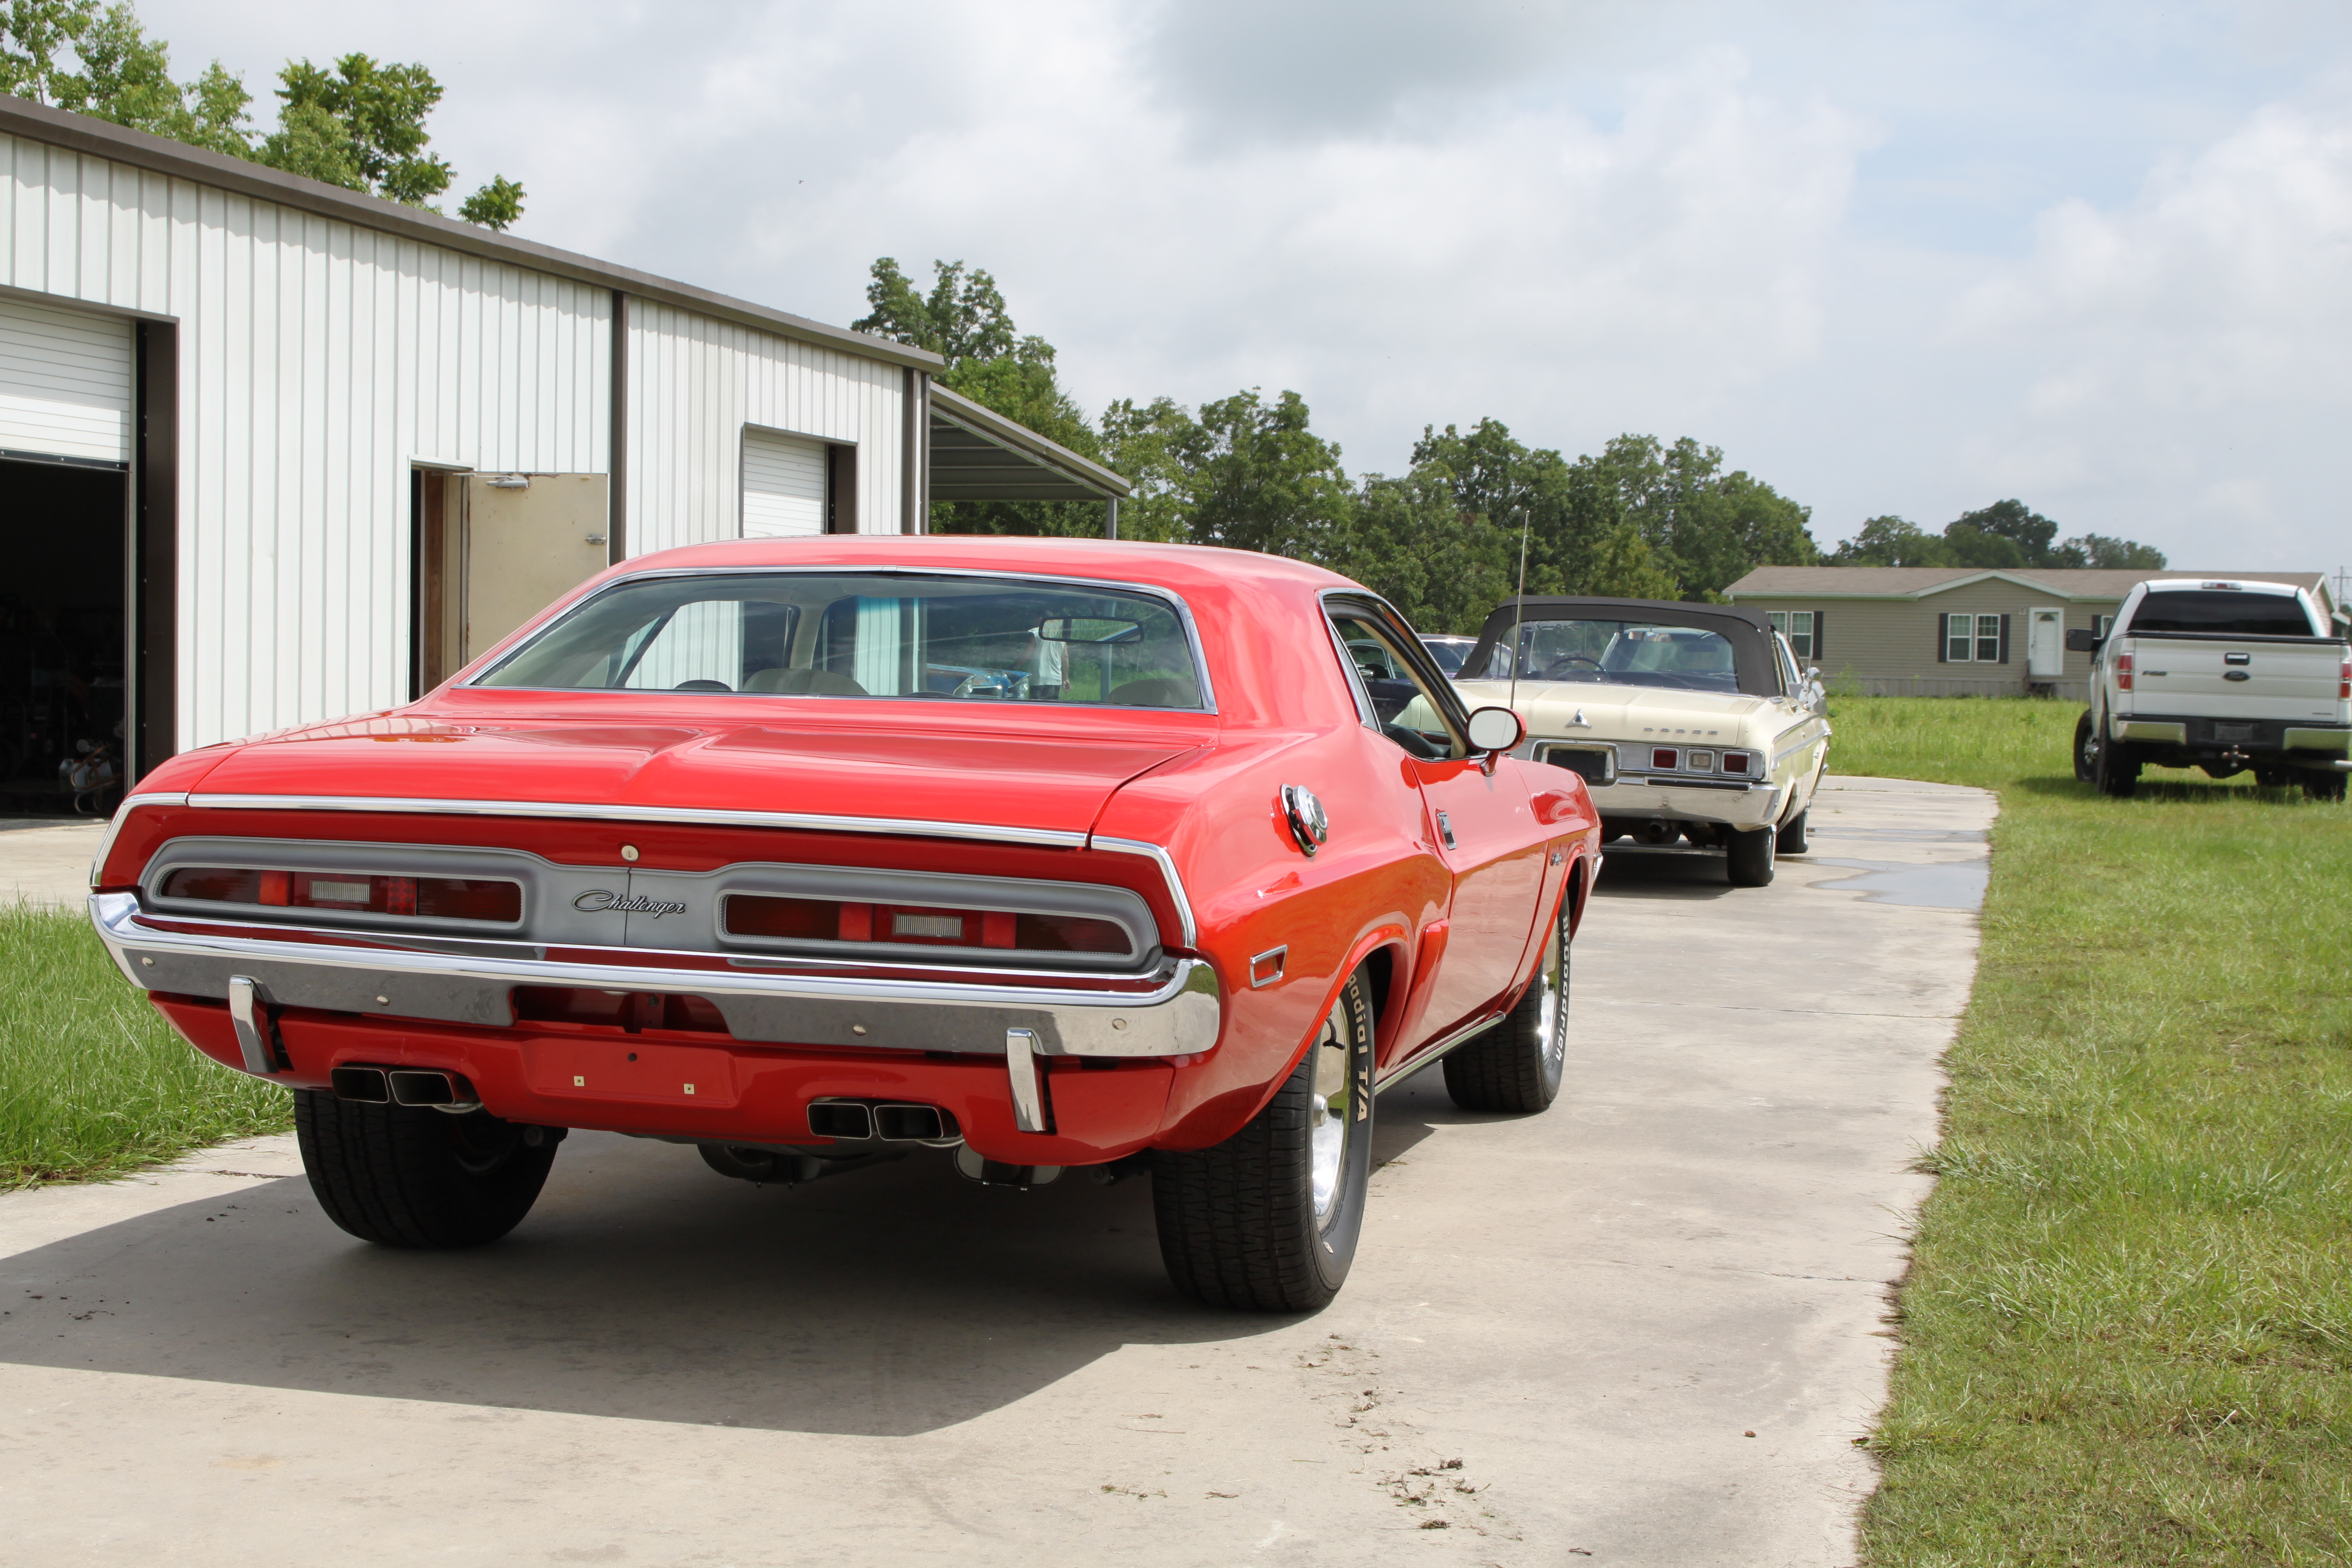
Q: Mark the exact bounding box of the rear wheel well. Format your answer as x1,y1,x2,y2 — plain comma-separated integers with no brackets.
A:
1361,944,1396,1038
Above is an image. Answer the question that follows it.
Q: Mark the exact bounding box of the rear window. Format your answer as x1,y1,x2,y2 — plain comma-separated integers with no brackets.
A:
474,571,1208,709
2126,591,2317,638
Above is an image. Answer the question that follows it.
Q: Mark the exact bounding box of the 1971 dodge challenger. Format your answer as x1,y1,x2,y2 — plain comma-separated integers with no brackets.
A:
88,538,1599,1311
1450,596,1828,887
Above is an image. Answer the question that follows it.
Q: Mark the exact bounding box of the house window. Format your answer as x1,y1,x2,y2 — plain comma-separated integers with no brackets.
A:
1767,610,1815,659
1944,613,2005,662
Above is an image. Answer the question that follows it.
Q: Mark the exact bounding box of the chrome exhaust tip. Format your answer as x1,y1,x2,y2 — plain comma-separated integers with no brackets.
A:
329,1065,390,1104
387,1069,483,1113
873,1103,957,1142
806,1099,876,1140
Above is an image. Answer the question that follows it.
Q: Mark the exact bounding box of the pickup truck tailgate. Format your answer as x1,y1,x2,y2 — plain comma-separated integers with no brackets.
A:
2123,636,2346,721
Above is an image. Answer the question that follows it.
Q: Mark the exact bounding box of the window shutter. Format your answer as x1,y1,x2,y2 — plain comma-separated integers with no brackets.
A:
1935,613,1948,663
1811,610,1824,659
1998,614,2011,664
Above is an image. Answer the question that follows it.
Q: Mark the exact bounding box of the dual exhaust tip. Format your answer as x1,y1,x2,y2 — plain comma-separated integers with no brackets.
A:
807,1098,958,1145
330,1065,482,1114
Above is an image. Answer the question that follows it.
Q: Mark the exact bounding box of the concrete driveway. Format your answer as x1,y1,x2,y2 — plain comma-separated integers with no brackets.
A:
0,817,103,907
0,775,1992,1567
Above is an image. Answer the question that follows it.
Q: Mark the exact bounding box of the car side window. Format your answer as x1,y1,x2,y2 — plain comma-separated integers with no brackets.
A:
1326,609,1466,761
1773,633,1801,697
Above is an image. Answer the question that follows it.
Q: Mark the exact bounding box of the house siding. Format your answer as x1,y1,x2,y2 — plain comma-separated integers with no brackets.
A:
1736,588,2122,699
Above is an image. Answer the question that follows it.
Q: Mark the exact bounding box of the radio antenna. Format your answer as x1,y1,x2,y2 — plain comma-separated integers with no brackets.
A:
1507,507,1532,710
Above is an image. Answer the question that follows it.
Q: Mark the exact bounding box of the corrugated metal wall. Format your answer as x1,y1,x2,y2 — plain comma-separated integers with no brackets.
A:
0,131,906,752
626,301,902,554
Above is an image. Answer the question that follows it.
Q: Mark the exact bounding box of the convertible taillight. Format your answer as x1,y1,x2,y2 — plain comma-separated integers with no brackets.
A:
157,867,521,922
1651,747,1678,771
1718,752,1750,774
724,895,1129,955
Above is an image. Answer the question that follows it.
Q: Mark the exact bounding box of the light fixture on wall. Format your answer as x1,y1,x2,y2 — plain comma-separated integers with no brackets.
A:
486,474,531,490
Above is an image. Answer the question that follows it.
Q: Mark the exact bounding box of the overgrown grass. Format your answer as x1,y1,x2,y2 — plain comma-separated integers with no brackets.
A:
1837,698,2352,1566
0,904,290,1187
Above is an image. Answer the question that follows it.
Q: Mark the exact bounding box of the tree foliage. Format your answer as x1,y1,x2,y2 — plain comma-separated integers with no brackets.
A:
1831,499,2166,571
0,1,524,228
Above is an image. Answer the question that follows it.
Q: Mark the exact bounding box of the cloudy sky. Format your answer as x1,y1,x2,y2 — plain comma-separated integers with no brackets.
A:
141,0,2352,571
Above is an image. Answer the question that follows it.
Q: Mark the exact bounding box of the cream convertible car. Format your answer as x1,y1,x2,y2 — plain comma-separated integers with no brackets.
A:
1443,598,1830,887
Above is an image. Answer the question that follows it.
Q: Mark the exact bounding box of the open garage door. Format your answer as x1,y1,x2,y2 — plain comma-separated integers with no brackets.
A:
414,472,610,692
0,295,132,466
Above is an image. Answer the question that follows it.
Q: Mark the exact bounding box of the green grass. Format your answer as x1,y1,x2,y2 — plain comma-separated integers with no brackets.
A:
1836,698,2352,1566
0,904,290,1187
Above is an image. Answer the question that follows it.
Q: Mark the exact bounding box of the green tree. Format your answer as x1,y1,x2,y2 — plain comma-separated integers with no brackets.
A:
1329,468,1516,632
854,258,1018,365
1831,514,1950,566
1,5,524,226
2064,533,2167,569
1952,499,2059,564
1173,388,1353,560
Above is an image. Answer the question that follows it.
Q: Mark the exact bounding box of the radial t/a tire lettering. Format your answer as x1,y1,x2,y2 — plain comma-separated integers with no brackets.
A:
295,1090,558,1249
1151,970,1375,1312
1443,898,1570,1114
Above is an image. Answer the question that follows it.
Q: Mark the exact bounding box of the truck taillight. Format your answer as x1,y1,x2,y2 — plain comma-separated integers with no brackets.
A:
2115,653,2133,692
2341,659,2349,700
724,895,1129,955
157,867,520,922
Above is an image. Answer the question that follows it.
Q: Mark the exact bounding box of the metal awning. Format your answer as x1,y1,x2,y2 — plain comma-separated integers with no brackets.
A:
928,384,1130,503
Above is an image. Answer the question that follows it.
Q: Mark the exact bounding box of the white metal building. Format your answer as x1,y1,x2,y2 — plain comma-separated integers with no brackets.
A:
0,97,1125,799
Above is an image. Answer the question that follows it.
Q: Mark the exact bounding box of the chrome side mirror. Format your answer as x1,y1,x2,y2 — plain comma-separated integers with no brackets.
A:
1465,705,1525,758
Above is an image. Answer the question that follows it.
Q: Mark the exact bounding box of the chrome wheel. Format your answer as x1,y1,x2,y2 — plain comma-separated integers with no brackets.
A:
1309,1009,1353,1220
1536,911,1568,1077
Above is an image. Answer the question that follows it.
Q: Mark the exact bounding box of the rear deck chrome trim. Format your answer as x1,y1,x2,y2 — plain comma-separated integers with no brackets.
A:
181,793,1093,850
1087,835,1200,949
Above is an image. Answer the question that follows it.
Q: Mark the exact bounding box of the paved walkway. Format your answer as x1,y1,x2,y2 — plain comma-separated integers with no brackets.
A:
0,776,1992,1567
0,817,104,908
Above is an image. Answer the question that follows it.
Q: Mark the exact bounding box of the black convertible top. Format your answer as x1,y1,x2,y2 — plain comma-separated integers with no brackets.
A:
1463,597,1784,699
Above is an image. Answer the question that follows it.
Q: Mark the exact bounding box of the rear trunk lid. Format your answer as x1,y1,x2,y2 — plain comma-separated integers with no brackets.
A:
190,719,1201,840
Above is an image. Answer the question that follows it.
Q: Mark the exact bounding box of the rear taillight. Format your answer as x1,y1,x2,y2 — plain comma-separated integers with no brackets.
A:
1719,752,1750,775
724,895,1128,955
1651,747,1678,771
2116,652,2134,691
1687,750,1715,772
2340,659,2349,700
158,867,520,922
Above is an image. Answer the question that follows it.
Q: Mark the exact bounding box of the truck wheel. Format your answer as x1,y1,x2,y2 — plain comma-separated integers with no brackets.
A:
2254,766,2293,788
2306,772,2348,803
2094,729,2140,798
295,1090,557,1249
1444,898,1570,1113
1775,808,1810,856
2073,712,2097,782
1152,969,1374,1312
1725,825,1775,886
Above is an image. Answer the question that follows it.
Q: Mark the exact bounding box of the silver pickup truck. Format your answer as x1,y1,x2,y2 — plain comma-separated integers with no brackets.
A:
2073,579,2350,800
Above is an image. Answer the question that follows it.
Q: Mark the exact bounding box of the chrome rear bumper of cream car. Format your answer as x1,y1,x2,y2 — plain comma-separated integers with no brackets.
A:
1588,779,1783,829
89,891,1223,1068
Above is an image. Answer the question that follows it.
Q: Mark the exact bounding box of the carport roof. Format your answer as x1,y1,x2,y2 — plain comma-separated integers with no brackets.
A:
928,385,1130,502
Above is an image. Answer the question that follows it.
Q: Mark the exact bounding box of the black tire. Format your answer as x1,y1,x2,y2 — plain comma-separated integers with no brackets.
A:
2254,766,2294,788
295,1090,557,1249
1444,897,1570,1113
1775,808,1809,856
2306,771,2348,802
1152,969,1374,1312
2073,711,2097,782
1726,825,1775,886
2093,720,2140,798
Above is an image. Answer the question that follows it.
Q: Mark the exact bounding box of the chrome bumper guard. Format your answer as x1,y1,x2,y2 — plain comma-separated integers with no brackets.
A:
91,891,1223,1107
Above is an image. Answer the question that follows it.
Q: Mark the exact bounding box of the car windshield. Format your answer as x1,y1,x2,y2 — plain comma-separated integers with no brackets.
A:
2126,590,2317,638
474,571,1208,709
1507,618,1743,692
1420,637,1471,676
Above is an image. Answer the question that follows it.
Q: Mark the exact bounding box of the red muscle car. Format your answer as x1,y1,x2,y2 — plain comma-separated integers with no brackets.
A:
90,538,1599,1310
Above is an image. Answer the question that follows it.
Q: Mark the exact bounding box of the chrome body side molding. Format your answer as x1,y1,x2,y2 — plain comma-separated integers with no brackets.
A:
1373,1008,1507,1092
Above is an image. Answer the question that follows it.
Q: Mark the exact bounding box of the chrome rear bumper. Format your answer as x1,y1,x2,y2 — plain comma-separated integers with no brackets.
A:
89,892,1222,1062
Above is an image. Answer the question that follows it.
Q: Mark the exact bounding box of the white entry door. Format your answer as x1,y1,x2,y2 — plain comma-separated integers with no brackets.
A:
0,295,132,464
2027,606,2064,679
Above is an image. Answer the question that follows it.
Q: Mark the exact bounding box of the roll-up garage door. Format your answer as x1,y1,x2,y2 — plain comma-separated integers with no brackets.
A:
0,295,133,466
741,426,827,537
